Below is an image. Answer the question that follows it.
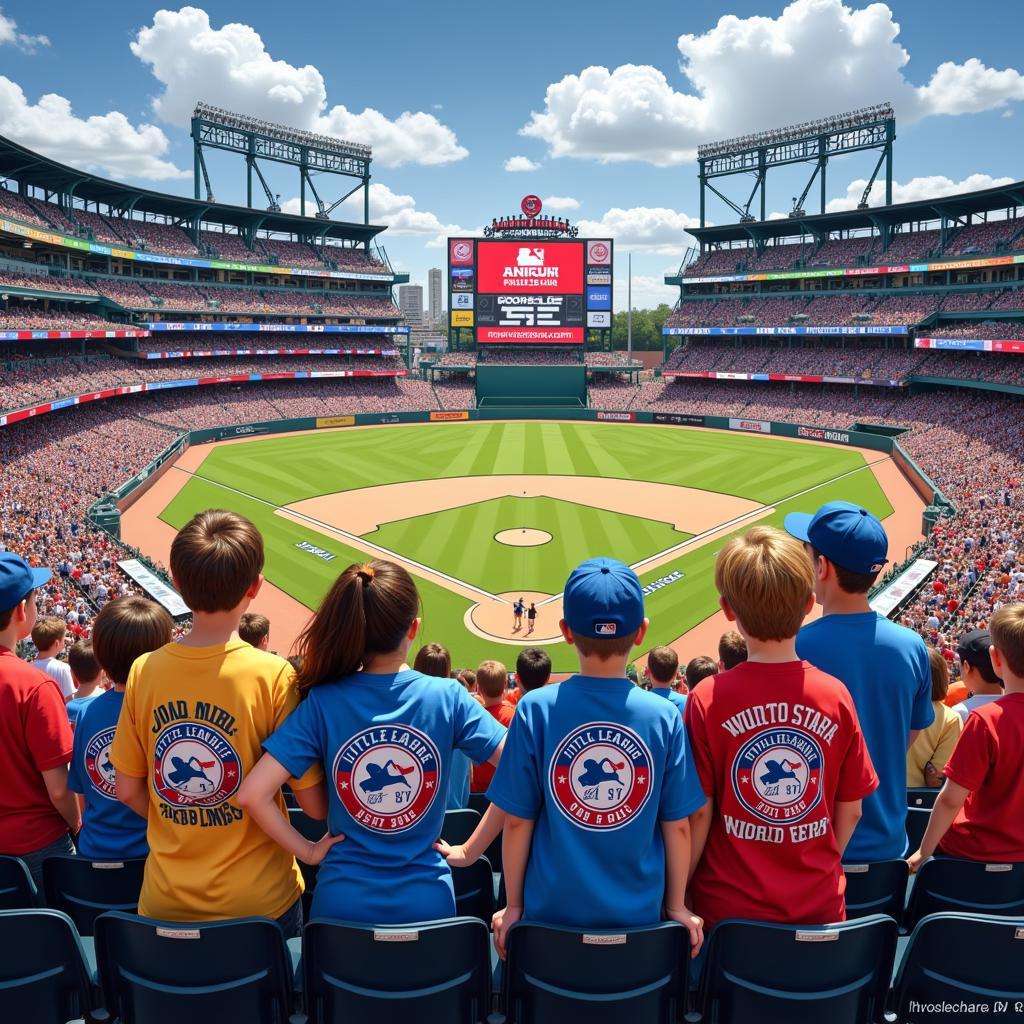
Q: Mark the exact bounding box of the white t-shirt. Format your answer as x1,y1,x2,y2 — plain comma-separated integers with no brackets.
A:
31,656,75,700
953,693,1003,722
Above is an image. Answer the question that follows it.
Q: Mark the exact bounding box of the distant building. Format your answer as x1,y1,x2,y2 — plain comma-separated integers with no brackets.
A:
428,267,442,324
397,284,424,326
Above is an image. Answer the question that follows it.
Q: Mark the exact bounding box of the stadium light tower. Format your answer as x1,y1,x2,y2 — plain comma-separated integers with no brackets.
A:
695,103,895,226
190,103,373,228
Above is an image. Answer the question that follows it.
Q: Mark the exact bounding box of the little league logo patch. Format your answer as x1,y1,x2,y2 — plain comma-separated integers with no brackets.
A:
450,239,474,264
84,727,118,799
732,728,824,825
334,726,441,833
152,723,241,808
549,722,653,831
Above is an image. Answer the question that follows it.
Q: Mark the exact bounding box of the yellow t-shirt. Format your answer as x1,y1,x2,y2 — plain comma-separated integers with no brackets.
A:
110,639,323,921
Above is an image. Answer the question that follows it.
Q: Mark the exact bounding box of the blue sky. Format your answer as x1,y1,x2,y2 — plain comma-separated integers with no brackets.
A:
1,0,1022,307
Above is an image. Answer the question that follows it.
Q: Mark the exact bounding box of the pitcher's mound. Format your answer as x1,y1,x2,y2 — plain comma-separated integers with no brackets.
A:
495,528,552,547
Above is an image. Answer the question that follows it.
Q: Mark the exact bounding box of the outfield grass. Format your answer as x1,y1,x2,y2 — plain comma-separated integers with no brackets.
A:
159,422,894,670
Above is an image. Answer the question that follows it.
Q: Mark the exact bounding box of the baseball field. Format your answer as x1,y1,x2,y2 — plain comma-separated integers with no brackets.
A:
123,420,923,672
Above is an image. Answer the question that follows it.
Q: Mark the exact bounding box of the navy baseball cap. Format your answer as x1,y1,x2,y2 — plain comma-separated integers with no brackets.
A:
784,501,889,575
0,552,51,611
563,558,645,639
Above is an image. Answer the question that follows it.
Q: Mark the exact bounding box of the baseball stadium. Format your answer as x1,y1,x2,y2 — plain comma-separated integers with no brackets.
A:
1,4,1024,1021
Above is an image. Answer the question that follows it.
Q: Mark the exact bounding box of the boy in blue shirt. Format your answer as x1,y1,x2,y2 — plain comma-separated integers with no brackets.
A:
786,501,933,861
69,596,173,860
65,641,105,729
645,645,687,713
487,558,706,957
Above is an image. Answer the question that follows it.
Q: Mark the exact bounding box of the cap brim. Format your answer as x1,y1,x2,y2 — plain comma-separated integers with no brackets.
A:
783,512,813,543
29,566,51,591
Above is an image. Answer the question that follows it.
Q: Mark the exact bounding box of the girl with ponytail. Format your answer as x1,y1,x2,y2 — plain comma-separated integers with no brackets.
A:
239,560,506,924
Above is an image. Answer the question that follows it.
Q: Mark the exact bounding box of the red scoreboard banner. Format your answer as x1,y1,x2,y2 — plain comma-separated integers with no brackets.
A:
476,241,584,294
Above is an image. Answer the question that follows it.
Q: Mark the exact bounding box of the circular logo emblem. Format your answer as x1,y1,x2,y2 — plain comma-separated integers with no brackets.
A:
521,194,542,218
451,240,472,263
153,723,241,807
549,722,653,831
732,728,823,825
334,726,441,833
589,241,610,263
84,726,117,799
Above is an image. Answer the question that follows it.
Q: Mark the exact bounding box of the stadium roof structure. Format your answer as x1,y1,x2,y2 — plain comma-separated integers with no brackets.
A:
0,134,383,242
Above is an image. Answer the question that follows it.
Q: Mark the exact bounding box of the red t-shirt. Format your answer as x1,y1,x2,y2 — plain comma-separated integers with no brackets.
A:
939,693,1024,862
470,700,515,792
685,661,878,930
0,647,74,854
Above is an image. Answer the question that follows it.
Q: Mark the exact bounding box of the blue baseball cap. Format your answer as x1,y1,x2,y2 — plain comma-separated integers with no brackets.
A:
563,558,645,639
784,501,889,575
0,552,51,611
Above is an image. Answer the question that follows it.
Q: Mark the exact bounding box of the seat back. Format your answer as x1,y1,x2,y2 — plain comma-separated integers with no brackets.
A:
907,787,939,810
906,807,931,854
95,912,294,1024
467,793,490,817
441,808,481,846
905,859,1024,930
289,807,323,915
0,855,39,909
0,908,94,1022
503,921,687,1024
452,855,495,923
466,795,503,871
893,913,1024,1020
695,915,897,1024
42,855,146,936
303,917,490,1024
843,859,908,923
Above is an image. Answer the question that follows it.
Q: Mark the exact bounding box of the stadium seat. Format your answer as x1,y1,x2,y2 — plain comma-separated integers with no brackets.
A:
906,807,931,854
42,855,146,936
905,858,1024,931
465,795,504,872
0,854,39,909
94,912,295,1023
0,908,97,1023
442,807,482,846
453,854,496,923
907,787,940,810
843,859,909,923
302,917,490,1024
467,793,490,817
502,921,688,1024
692,915,897,1024
289,806,325,915
892,913,1024,1022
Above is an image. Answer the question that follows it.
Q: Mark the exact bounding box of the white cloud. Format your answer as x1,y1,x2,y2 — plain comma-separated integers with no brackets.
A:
0,9,48,53
541,195,580,211
504,155,541,172
577,206,699,257
130,6,467,167
520,0,1024,166
0,76,188,180
826,173,1016,212
614,273,676,312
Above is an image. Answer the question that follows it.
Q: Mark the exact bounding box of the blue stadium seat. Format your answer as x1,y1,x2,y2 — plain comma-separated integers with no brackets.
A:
693,915,897,1024
453,854,495,923
905,858,1024,931
503,921,688,1024
94,912,295,1023
467,793,490,817
906,807,931,854
907,787,940,810
0,908,96,1022
42,855,145,936
892,913,1024,1023
466,793,503,870
289,806,325,916
843,859,909,923
442,808,482,846
303,917,490,1024
0,854,39,909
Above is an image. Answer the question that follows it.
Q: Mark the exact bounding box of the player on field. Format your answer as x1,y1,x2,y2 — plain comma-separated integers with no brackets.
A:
513,597,525,633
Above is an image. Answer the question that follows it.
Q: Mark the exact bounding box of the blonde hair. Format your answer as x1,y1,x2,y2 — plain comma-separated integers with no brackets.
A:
715,526,814,642
991,604,1024,679
476,659,508,699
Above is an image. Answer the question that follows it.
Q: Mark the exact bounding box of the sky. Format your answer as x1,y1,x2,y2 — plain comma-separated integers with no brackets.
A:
1,0,1023,309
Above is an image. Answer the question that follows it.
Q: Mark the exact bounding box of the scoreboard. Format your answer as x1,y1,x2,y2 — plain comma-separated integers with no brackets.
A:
448,235,613,345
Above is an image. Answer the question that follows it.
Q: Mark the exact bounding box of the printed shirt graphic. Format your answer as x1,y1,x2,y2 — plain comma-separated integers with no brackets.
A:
110,641,323,921
68,689,148,860
264,670,505,925
487,676,706,928
685,661,878,931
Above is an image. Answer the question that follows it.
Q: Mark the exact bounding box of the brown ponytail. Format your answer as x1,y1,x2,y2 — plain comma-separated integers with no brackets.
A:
295,559,420,691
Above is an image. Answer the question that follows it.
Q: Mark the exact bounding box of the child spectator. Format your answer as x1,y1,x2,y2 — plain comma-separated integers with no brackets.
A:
487,558,706,957
510,648,552,705
0,553,80,886
786,502,932,862
68,598,173,861
111,510,324,936
65,641,105,728
471,660,515,792
238,612,271,651
686,527,877,931
685,655,718,692
414,642,470,810
718,630,748,671
907,648,963,788
646,646,687,712
951,629,1004,722
908,604,1024,868
239,560,506,925
31,615,75,702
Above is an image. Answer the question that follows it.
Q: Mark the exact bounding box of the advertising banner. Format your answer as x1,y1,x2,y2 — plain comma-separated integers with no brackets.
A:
117,559,190,618
477,326,584,344
587,272,611,285
596,410,636,422
477,293,583,328
316,415,356,428
449,239,474,265
144,322,408,334
0,329,150,342
451,310,474,327
653,412,705,426
451,292,474,309
587,240,612,265
663,325,908,337
729,417,771,434
870,559,939,617
587,311,611,328
797,426,852,444
429,410,470,421
916,337,1024,354
477,240,584,294
586,286,612,310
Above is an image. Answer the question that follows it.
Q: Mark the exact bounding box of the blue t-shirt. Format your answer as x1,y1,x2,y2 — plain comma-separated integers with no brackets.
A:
652,686,687,715
487,675,706,928
447,751,470,809
797,611,933,860
264,670,505,924
67,689,149,860
66,691,103,728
